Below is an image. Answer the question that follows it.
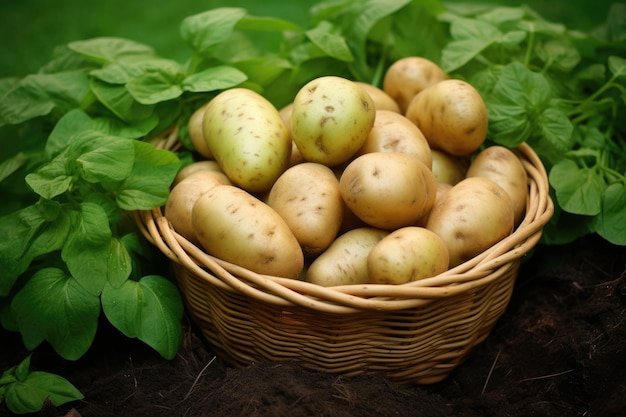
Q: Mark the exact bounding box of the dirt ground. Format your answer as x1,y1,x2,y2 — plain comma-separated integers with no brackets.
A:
2,233,625,417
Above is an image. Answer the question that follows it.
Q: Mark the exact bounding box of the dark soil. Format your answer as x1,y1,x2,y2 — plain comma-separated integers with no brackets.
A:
2,233,625,417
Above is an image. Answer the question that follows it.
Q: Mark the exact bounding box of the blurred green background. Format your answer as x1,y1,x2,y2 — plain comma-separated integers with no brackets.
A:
0,0,614,78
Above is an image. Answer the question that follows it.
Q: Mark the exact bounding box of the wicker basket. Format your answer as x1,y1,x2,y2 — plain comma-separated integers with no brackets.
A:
135,130,554,385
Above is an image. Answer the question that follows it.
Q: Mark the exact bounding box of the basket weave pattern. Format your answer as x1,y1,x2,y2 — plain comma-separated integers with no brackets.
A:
135,134,553,385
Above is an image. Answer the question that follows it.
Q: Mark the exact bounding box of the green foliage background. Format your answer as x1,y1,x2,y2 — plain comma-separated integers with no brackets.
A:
0,0,612,78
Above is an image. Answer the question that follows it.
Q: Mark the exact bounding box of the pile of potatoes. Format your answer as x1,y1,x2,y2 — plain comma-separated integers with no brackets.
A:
165,57,528,287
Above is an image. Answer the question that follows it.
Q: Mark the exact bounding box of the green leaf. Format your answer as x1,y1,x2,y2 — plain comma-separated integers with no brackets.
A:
25,154,72,200
181,65,248,93
108,237,132,288
441,38,493,73
61,203,112,295
89,78,156,123
45,109,156,158
486,102,534,146
478,6,525,26
536,39,581,71
549,159,607,216
3,371,83,414
232,56,291,88
70,131,135,183
595,182,626,245
180,8,248,56
441,18,500,72
11,267,100,360
115,141,180,210
0,71,90,126
68,37,155,64
126,67,185,105
91,56,183,85
101,275,183,359
0,204,70,296
236,15,301,32
532,107,575,164
14,354,31,382
608,55,626,78
346,0,411,79
306,21,354,62
0,152,28,183
491,62,552,108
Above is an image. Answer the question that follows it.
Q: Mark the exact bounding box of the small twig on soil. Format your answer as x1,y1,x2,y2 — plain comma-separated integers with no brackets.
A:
178,355,217,404
517,368,577,382
481,349,501,395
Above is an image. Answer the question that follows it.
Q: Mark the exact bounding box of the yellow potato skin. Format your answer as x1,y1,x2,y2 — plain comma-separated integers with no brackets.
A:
466,146,528,225
188,102,212,159
202,88,291,193
173,160,224,186
290,76,375,167
356,110,432,169
405,79,488,156
339,152,437,230
306,227,388,287
426,177,514,268
430,149,468,186
165,170,232,243
367,226,449,284
191,184,304,279
382,56,447,113
354,82,401,113
267,162,344,257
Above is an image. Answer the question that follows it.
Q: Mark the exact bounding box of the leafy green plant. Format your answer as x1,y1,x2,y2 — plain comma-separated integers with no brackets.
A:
0,355,83,414
436,3,626,245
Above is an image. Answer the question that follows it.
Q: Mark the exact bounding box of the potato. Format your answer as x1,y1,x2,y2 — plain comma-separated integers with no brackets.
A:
277,103,305,168
356,110,432,169
306,227,388,286
416,182,453,227
339,152,437,230
466,146,528,225
382,56,447,113
192,184,303,279
354,82,401,113
367,226,449,284
430,149,468,186
290,76,375,167
405,79,488,156
165,170,231,243
187,102,212,159
267,162,344,257
202,88,291,193
173,160,225,186
426,177,514,268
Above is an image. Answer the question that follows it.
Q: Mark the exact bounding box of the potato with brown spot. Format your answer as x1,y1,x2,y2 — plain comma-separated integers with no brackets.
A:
202,88,291,193
405,79,488,156
290,76,375,167
192,184,304,279
339,152,437,230
382,56,447,113
268,162,344,257
355,110,432,169
426,177,514,267
466,145,528,225
306,227,388,287
367,226,449,284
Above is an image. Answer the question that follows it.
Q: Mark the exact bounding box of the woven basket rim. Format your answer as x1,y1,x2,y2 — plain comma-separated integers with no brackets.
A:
135,131,554,314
